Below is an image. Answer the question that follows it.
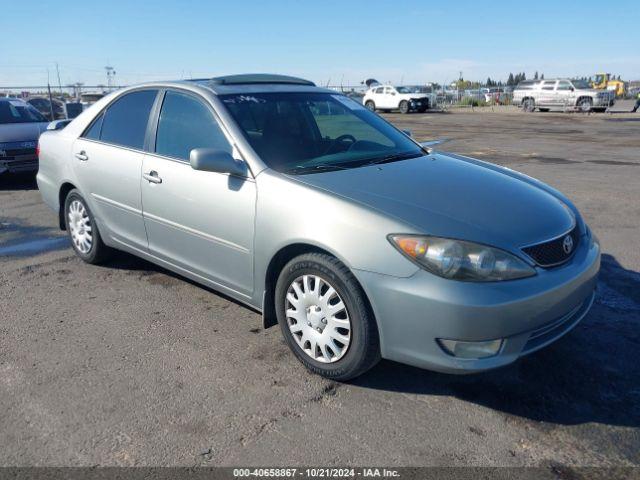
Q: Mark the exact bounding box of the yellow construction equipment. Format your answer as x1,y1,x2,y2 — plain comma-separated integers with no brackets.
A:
591,73,626,97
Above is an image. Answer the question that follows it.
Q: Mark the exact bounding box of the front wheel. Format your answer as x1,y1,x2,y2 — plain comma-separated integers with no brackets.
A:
64,189,111,264
275,253,380,381
578,98,593,112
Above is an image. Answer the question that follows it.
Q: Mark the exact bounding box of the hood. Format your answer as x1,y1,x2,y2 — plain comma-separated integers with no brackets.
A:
575,87,605,95
0,122,49,143
291,154,575,250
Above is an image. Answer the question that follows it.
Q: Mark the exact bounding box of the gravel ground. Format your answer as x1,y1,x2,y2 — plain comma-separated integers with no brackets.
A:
1,108,639,470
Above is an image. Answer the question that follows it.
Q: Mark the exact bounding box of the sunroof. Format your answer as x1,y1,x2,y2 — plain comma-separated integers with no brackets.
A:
193,74,315,87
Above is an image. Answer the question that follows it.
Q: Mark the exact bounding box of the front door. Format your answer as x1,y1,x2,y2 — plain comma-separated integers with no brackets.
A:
141,89,256,296
71,89,158,250
555,80,574,108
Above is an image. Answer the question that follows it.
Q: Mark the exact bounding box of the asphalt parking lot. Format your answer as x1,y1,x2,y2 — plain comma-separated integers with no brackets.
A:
1,107,639,469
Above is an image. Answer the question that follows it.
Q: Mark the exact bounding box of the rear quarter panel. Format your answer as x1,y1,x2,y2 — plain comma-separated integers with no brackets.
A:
36,131,77,213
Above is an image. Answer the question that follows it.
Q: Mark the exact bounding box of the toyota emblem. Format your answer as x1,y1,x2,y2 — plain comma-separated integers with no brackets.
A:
562,235,574,254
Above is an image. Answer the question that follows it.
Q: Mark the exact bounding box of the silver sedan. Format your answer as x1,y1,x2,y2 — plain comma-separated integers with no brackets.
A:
37,74,600,380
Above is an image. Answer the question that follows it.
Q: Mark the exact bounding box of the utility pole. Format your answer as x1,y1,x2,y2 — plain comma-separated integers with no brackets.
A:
46,69,55,120
55,63,63,95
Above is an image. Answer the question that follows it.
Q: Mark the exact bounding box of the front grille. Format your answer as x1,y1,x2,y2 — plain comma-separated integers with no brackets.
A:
522,225,580,267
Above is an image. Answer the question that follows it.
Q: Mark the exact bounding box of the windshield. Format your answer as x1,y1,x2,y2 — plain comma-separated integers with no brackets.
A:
572,79,591,89
0,100,47,124
396,86,430,94
220,92,424,174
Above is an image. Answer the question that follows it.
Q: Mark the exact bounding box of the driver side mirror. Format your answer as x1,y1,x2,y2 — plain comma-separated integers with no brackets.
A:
189,148,248,177
570,87,575,91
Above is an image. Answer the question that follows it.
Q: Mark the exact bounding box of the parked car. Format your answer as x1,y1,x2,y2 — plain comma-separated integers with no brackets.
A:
513,78,615,112
37,74,600,380
0,98,49,175
27,97,67,121
363,85,434,113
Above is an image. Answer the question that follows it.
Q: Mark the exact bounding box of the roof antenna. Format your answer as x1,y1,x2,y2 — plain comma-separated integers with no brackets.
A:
325,78,331,87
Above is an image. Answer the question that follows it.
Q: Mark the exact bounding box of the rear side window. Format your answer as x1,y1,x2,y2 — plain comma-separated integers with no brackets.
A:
155,90,231,161
99,90,157,149
84,112,104,140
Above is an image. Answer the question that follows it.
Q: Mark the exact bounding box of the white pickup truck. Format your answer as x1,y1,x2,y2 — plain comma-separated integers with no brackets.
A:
513,78,615,112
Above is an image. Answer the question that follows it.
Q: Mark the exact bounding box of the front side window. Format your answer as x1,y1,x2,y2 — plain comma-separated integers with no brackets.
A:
0,100,46,124
221,92,423,174
99,90,157,149
557,81,572,91
155,90,231,161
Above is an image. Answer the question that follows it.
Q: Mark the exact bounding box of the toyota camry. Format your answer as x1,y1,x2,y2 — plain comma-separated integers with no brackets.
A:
36,74,600,380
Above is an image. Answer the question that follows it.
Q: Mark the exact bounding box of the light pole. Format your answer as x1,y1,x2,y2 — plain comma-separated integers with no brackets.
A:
105,66,116,90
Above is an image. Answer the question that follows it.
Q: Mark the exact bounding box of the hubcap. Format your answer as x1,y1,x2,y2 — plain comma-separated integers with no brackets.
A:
68,199,93,254
285,274,351,363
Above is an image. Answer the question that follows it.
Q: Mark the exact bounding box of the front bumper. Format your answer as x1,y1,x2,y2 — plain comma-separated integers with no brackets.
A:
408,98,429,110
593,95,615,108
354,234,600,373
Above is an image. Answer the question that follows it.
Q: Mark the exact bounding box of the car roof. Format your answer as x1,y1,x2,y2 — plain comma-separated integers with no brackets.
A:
118,74,336,96
186,73,337,95
0,97,27,103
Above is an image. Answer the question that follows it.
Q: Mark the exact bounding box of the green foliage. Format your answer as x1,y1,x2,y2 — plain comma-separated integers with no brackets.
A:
458,96,487,107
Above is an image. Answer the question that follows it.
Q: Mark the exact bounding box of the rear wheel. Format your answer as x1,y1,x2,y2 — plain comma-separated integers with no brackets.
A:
275,253,380,381
364,100,376,112
64,189,111,264
399,100,410,114
522,98,535,112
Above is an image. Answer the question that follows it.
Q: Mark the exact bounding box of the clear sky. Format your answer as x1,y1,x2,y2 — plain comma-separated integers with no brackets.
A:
2,0,639,88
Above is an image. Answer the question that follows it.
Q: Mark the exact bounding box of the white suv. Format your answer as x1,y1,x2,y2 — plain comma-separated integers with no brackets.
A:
363,85,435,114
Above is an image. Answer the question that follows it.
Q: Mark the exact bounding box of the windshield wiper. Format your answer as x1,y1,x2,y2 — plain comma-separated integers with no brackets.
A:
283,164,351,175
362,151,424,167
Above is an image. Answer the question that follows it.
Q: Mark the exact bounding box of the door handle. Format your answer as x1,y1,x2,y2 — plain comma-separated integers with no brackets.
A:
142,170,162,184
75,151,88,161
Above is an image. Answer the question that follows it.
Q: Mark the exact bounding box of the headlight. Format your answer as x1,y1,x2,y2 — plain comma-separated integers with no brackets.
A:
389,235,536,281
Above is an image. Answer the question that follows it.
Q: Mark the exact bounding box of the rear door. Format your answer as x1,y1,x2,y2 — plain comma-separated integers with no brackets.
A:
538,80,558,106
71,89,158,251
140,89,256,296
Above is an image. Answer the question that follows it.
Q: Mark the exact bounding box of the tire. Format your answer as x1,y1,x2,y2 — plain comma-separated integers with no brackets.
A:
539,108,550,112
275,253,380,381
522,98,535,112
364,100,376,112
399,100,410,114
64,189,111,264
578,98,593,112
